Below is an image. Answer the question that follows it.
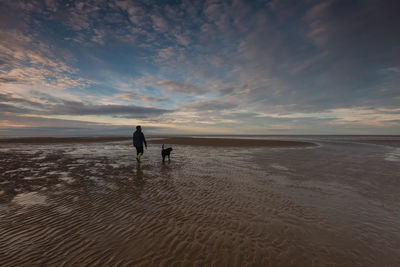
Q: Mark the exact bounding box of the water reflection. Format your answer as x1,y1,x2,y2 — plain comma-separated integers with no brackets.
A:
132,163,144,192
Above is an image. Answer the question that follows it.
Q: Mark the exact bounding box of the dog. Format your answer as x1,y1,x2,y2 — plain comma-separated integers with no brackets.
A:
161,144,173,162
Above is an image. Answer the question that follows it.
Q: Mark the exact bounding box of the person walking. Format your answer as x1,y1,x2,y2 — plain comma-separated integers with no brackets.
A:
133,125,147,162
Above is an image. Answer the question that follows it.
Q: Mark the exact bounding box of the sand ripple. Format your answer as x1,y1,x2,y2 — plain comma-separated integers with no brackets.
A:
0,141,399,266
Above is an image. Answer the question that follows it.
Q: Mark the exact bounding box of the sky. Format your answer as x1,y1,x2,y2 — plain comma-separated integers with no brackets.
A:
0,0,399,136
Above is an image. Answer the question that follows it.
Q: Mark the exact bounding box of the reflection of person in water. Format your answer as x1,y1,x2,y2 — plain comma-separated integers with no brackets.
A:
133,163,144,190
136,163,143,179
133,125,147,162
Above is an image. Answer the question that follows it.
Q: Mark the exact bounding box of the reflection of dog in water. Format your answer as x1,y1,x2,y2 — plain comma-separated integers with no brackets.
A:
161,144,173,162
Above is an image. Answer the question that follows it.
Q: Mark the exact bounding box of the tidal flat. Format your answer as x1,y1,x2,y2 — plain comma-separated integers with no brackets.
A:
0,136,399,266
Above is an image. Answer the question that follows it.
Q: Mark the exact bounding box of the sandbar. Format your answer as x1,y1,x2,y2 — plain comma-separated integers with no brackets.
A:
356,139,400,147
150,137,315,147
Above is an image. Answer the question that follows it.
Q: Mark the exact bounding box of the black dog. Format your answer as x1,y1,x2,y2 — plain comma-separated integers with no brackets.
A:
161,144,173,162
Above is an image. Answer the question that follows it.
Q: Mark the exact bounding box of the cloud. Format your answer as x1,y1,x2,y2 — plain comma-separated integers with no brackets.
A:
1,0,399,135
155,80,203,94
0,103,30,114
151,14,169,32
0,92,171,119
0,92,45,109
179,99,237,112
0,29,92,91
114,92,169,102
46,100,170,117
0,110,178,136
157,47,177,60
328,107,400,127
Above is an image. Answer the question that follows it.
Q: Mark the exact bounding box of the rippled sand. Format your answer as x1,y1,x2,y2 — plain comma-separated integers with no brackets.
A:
0,137,399,266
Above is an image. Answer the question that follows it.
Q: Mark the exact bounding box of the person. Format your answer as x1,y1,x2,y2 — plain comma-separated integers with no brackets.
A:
133,125,147,162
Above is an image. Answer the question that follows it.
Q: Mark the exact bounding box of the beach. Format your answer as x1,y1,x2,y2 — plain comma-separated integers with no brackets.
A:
0,136,399,266
150,137,314,147
0,137,131,144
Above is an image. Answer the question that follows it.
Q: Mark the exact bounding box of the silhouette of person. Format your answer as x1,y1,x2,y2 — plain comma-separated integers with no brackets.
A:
133,125,147,162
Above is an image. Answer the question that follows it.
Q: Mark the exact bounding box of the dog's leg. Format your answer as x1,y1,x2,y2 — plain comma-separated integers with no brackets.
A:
168,154,170,162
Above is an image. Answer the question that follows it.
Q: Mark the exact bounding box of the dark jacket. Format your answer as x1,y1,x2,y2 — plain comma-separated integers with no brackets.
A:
133,130,147,147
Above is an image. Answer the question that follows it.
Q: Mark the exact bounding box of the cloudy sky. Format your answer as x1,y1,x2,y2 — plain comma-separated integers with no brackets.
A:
1,0,399,136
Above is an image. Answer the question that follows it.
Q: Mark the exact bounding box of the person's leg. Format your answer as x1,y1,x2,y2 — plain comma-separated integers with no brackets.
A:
135,146,140,162
137,146,144,162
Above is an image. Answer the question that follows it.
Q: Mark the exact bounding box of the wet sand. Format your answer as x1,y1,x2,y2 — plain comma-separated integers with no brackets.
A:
356,139,400,147
151,137,315,147
0,137,130,143
0,137,399,266
0,136,315,147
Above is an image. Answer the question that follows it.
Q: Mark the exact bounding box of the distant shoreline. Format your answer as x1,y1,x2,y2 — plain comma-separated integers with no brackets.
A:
0,137,131,144
0,136,316,147
150,137,315,147
2,136,398,147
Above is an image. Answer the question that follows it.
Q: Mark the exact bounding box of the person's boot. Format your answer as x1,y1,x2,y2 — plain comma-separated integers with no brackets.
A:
137,153,142,162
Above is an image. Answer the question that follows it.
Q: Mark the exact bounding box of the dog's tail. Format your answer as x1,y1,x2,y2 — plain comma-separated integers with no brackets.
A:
162,144,164,149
